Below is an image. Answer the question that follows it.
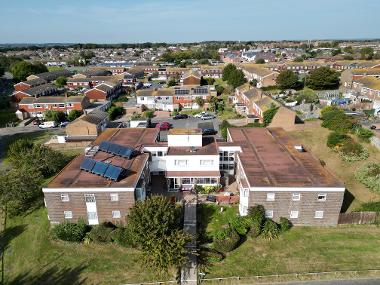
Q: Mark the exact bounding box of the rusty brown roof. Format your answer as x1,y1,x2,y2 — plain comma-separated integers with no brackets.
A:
47,128,159,189
167,137,218,156
228,127,344,188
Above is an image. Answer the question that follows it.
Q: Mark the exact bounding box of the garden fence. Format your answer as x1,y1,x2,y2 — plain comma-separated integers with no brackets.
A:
338,212,377,224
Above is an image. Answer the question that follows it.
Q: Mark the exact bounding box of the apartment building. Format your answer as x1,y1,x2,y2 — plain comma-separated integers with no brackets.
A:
228,127,344,226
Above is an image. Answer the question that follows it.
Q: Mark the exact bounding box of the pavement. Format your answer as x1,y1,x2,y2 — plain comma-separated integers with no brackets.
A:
265,278,380,285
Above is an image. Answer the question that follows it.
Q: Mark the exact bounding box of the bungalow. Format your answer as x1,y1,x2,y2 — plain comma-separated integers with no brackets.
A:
18,96,90,118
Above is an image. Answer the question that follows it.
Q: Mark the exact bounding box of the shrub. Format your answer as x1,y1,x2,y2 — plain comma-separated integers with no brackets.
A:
263,106,279,126
229,215,250,236
355,127,374,142
107,105,124,120
51,220,89,242
213,227,241,253
110,227,135,247
248,219,262,238
88,222,115,243
143,110,155,119
261,219,280,240
279,217,292,232
326,131,349,148
321,107,354,133
355,201,380,212
339,140,369,162
200,247,225,264
247,205,265,225
355,162,380,193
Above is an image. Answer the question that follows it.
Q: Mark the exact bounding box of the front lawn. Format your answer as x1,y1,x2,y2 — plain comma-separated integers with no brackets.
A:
198,204,380,279
289,124,380,211
2,208,171,285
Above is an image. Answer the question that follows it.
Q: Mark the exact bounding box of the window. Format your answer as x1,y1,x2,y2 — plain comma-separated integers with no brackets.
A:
87,212,97,220
290,210,299,219
84,194,96,203
157,151,164,157
58,104,65,108
200,160,213,166
61,194,69,202
265,210,273,218
266,193,275,201
112,210,121,219
182,178,191,184
317,194,327,201
64,211,73,219
292,193,301,201
315,211,324,219
174,160,188,166
110,193,119,202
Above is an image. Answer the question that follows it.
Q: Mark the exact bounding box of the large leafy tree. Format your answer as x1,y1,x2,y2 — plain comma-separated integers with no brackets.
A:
55,76,67,87
222,64,237,81
228,69,246,88
67,109,82,121
276,70,299,89
10,60,48,82
305,67,340,90
44,110,67,122
127,196,190,273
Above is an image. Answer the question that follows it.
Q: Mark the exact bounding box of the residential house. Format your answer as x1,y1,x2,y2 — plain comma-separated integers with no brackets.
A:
341,68,380,89
182,70,201,85
65,110,109,138
240,64,278,88
14,78,47,92
84,80,123,101
26,69,73,82
18,96,90,118
12,83,58,102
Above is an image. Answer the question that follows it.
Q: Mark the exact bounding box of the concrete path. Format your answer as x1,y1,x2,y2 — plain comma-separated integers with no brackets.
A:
181,194,198,285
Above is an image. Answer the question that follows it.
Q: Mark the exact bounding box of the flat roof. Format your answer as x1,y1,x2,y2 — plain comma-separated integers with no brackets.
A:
47,128,159,189
167,137,218,156
228,127,344,188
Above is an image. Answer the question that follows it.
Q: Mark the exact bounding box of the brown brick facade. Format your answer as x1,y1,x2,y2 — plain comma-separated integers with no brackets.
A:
248,190,344,226
44,191,135,224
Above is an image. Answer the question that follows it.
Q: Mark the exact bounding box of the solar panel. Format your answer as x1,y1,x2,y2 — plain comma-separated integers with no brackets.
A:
104,165,123,181
108,143,120,155
99,141,111,152
92,161,109,176
80,158,96,172
118,146,134,158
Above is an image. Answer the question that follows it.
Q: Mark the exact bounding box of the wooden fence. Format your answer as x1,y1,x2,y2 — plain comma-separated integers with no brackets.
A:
338,212,378,224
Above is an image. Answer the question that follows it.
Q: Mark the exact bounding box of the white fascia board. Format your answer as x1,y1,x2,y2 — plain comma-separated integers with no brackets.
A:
143,146,168,152
218,146,242,152
43,187,135,193
250,187,345,192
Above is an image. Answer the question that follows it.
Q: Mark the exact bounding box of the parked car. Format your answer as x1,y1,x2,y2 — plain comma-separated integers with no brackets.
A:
200,114,215,120
33,119,42,125
38,121,58,129
202,128,217,135
194,112,208,118
370,124,380,130
173,114,189,120
155,121,171,130
206,195,216,202
59,121,69,128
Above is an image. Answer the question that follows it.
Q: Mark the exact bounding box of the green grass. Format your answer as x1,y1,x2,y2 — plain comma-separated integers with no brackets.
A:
0,109,19,127
198,204,380,279
2,208,172,284
180,109,202,116
47,66,64,72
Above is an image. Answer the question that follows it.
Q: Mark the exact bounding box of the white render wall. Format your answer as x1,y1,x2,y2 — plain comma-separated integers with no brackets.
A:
167,134,203,147
165,155,219,172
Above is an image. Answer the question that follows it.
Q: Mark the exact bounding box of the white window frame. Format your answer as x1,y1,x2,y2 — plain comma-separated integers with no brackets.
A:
110,193,119,202
265,210,273,218
317,193,327,201
174,160,188,167
290,210,299,219
60,194,69,202
315,211,324,219
200,160,213,166
64,211,73,219
84,194,96,203
292,193,301,201
112,210,121,219
266,193,275,201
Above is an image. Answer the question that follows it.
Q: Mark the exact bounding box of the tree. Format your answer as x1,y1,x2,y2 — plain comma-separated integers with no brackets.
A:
67,109,82,121
222,64,237,81
44,110,67,122
167,78,177,87
228,69,246,88
107,105,124,120
255,58,265,64
0,66,4,77
215,85,225,95
305,67,340,90
250,79,258,87
360,47,374,60
343,46,354,54
0,166,43,216
276,70,299,89
208,96,219,112
55,76,67,87
127,196,190,272
194,97,205,108
293,57,304,62
331,49,341,56
10,60,48,82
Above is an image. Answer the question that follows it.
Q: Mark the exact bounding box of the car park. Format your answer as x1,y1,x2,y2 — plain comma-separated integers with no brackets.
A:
173,114,189,120
202,128,217,135
155,121,171,130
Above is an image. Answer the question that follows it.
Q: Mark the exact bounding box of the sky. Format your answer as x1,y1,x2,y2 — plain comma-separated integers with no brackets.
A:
1,0,379,43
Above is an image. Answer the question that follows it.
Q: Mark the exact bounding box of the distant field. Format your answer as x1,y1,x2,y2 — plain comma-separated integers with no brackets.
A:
289,123,380,211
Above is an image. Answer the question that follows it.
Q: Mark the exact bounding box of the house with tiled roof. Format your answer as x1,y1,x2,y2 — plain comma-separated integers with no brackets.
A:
239,64,278,88
65,110,109,138
12,83,58,102
84,79,123,101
